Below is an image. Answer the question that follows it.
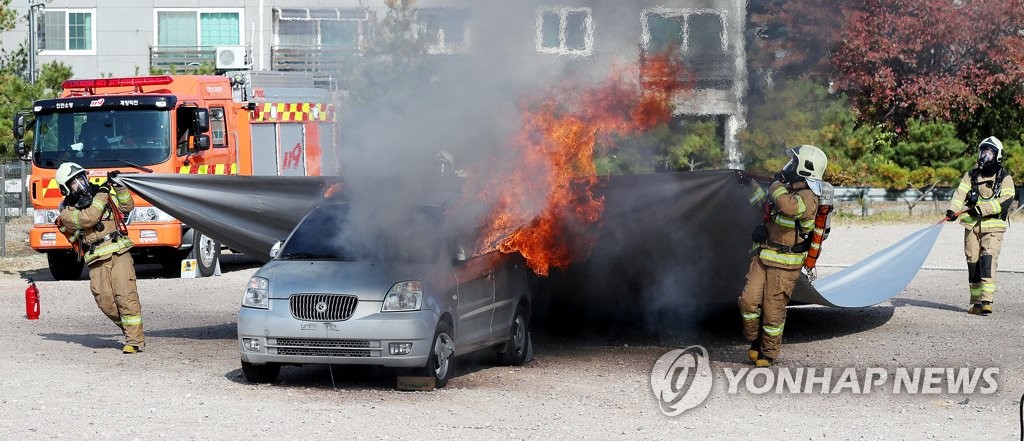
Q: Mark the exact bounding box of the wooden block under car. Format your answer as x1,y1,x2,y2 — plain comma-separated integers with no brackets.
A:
396,376,436,391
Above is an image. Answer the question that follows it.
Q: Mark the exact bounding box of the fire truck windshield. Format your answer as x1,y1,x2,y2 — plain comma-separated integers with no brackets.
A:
32,110,171,169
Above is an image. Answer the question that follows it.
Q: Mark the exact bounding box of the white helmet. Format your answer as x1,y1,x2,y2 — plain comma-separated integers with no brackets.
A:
978,136,1003,169
55,162,88,196
784,144,828,181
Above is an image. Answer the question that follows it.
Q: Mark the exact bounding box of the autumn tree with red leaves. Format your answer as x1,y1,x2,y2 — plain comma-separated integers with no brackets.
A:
831,0,1024,134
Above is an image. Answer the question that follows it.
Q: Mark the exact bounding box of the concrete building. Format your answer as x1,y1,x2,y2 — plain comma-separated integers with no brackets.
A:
1,0,747,165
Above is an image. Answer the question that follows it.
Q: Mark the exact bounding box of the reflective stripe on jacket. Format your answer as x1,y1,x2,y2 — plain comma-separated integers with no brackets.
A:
947,170,1015,233
759,181,818,269
57,188,135,264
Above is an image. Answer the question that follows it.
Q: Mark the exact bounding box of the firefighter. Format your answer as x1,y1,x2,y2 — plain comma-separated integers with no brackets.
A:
738,145,827,367
945,136,1015,316
55,162,145,353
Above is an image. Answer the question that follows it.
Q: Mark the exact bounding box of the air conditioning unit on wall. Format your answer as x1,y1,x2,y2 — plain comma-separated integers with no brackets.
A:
215,46,249,70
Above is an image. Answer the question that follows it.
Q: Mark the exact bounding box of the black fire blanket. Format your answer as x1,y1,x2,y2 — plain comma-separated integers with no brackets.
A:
116,170,933,312
116,174,335,260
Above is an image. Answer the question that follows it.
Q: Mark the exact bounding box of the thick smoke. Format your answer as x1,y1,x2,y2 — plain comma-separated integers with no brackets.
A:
331,0,746,336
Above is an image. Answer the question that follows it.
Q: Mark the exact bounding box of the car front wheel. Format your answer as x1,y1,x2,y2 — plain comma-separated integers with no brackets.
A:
241,360,280,384
421,321,455,388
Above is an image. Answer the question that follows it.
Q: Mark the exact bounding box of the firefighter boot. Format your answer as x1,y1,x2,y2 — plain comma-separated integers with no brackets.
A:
968,304,984,315
755,357,773,368
748,342,760,363
122,344,143,354
980,302,993,316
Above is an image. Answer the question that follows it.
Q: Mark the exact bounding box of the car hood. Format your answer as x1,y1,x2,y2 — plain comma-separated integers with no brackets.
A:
257,259,442,301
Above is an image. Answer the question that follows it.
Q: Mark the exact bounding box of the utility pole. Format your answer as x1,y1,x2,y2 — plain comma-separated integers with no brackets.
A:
27,2,45,83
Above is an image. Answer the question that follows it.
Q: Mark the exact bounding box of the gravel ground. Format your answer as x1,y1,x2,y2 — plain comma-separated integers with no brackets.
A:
0,219,1022,440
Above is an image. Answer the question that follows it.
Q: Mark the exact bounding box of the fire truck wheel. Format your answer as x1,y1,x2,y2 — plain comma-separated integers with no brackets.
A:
47,250,84,280
187,229,221,277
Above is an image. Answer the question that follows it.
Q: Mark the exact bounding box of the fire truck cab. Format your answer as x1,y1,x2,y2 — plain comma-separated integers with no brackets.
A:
12,73,337,280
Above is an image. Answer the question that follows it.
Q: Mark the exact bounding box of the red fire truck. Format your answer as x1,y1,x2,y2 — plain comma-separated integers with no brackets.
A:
12,72,338,280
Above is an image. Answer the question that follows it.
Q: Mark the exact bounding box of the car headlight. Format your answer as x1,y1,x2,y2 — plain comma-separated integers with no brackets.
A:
382,281,423,312
242,276,269,309
130,207,175,223
34,209,59,225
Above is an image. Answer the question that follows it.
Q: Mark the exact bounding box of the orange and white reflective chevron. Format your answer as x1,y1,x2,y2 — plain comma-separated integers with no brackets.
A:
42,176,112,198
253,102,336,122
177,163,238,174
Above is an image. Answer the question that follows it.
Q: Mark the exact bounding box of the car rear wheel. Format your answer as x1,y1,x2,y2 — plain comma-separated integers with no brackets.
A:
420,321,455,388
498,306,530,366
241,360,280,384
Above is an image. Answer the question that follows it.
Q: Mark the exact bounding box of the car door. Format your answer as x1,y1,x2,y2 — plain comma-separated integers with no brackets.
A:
452,251,496,350
488,254,520,341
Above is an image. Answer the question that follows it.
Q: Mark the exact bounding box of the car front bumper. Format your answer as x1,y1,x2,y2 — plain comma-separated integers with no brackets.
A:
238,300,439,368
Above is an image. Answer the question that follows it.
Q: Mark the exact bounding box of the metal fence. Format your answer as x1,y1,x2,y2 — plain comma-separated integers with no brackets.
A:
0,159,29,257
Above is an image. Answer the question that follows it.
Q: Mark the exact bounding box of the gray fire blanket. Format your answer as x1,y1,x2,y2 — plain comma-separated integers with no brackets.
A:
115,171,940,309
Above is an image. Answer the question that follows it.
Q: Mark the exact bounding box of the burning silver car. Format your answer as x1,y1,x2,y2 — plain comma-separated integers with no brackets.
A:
237,202,532,387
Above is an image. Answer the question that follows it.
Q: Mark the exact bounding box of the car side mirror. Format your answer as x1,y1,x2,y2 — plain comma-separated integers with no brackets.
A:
15,140,27,160
194,108,210,133
12,113,25,140
195,134,210,151
269,240,283,260
452,245,467,265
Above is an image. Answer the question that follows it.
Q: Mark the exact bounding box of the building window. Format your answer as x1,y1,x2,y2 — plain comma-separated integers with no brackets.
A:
40,9,95,53
418,8,470,54
642,9,731,89
156,9,242,47
641,9,726,56
535,7,593,56
274,8,369,48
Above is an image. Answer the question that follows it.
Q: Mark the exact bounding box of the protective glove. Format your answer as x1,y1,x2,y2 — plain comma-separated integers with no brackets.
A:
773,170,803,185
751,224,769,243
736,170,751,186
945,209,958,222
965,189,979,207
106,170,125,189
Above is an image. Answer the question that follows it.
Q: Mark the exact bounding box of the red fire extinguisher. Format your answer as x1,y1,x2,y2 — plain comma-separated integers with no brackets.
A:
25,277,40,320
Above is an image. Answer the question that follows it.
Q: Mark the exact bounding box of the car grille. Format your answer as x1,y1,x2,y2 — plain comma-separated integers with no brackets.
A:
269,338,379,358
275,338,371,348
290,293,358,321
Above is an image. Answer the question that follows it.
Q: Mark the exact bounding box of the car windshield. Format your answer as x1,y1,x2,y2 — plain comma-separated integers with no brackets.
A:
280,203,444,263
33,110,171,169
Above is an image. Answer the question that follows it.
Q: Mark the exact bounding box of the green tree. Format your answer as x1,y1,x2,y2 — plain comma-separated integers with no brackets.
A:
594,119,726,175
1001,140,1024,184
890,119,971,172
738,78,879,185
662,119,726,171
0,61,73,158
0,0,29,77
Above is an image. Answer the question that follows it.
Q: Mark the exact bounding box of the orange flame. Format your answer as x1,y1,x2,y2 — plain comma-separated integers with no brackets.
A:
470,53,689,276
